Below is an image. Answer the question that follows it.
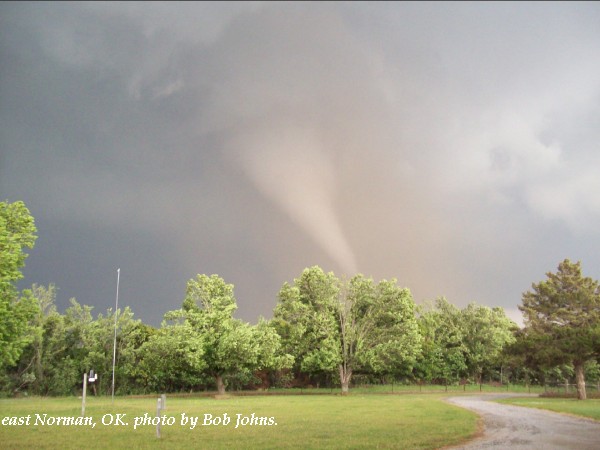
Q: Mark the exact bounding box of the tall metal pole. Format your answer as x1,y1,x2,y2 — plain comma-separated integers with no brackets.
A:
111,268,120,402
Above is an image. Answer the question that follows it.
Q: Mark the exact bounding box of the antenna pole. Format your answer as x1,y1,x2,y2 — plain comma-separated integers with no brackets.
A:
111,268,120,402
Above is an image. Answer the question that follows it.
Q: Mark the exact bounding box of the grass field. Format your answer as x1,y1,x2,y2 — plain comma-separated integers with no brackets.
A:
497,397,600,421
0,394,477,449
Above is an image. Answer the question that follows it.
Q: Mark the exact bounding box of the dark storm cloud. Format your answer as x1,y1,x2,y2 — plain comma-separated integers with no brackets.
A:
1,2,600,325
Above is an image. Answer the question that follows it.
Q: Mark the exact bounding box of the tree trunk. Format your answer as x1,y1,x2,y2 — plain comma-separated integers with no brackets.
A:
34,343,43,394
339,365,352,395
216,375,226,395
574,361,587,400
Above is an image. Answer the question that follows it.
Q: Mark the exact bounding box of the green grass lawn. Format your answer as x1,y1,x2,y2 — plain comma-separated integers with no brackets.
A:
497,397,600,421
0,394,477,449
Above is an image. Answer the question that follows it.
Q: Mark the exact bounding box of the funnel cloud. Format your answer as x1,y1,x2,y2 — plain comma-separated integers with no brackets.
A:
234,126,358,275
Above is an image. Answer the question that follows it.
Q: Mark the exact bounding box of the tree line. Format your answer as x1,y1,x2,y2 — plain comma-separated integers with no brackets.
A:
1,201,599,399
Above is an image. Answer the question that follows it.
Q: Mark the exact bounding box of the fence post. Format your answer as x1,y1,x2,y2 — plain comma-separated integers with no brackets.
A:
156,398,162,438
81,373,87,417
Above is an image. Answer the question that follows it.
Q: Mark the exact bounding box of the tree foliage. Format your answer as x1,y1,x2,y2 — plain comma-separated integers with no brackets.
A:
415,298,468,386
273,267,341,381
170,274,290,394
0,201,37,289
415,298,516,388
273,267,421,393
338,276,421,392
0,201,38,371
136,318,205,392
461,303,516,384
517,259,600,399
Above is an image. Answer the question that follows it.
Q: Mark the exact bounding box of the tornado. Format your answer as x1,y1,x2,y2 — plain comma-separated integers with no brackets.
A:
234,125,359,275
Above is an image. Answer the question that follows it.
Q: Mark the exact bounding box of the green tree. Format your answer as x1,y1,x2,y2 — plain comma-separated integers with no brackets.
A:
7,284,58,394
179,274,286,394
9,297,95,396
461,303,516,387
338,275,421,393
273,267,341,385
136,315,205,392
50,298,96,395
113,320,154,394
519,259,600,400
0,200,38,371
273,267,421,394
83,306,145,395
182,274,245,394
415,298,468,388
252,318,294,379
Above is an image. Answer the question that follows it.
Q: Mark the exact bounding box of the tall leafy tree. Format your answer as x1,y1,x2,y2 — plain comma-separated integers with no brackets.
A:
136,314,206,392
179,274,287,394
83,306,145,395
182,274,246,394
274,267,421,393
63,298,94,371
0,201,38,371
273,267,341,385
415,298,468,387
519,259,600,400
415,299,515,388
338,276,421,393
252,318,294,381
10,297,96,396
461,303,516,386
8,284,59,394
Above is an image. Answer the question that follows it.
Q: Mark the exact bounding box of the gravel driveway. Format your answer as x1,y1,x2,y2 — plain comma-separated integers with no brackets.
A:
446,394,600,449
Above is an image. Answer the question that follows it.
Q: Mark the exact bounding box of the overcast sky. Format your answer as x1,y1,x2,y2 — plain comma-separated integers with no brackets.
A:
2,2,600,326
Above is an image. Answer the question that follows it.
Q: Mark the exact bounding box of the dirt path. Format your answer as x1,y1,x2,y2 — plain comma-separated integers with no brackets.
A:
446,394,600,449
